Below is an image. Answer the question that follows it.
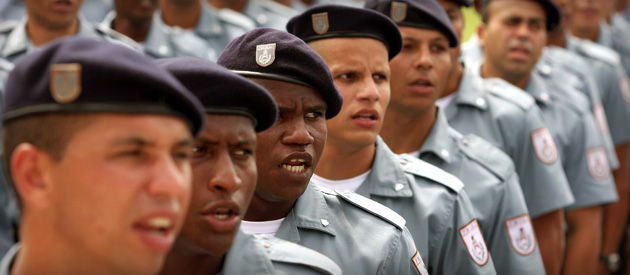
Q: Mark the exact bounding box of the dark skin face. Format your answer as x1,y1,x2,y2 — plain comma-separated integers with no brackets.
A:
172,114,257,258
114,0,157,25
244,78,327,221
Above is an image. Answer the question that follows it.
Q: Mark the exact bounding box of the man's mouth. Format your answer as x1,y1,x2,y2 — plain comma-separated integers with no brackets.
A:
282,159,307,173
134,217,174,236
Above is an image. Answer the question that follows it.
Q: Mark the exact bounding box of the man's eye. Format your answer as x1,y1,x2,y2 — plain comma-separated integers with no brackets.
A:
305,112,323,119
338,73,354,80
234,149,253,156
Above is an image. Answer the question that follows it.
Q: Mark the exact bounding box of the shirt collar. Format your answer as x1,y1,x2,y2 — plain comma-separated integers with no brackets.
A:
449,62,489,111
524,73,552,106
196,2,224,37
597,21,614,47
419,107,455,164
0,244,18,275
143,14,174,58
243,0,266,26
277,184,336,243
221,230,274,275
356,137,413,198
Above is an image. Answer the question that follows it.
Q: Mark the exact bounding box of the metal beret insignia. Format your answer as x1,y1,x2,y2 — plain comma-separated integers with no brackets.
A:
50,63,82,104
391,1,408,23
256,43,276,67
312,12,329,34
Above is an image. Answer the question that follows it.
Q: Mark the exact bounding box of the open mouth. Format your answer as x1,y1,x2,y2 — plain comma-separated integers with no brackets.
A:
282,158,308,173
134,217,174,236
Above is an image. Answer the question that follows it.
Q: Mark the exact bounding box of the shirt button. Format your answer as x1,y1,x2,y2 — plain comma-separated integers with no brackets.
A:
394,183,405,191
541,92,550,101
461,138,469,145
158,45,169,55
257,14,267,25
263,242,271,248
476,98,485,107
441,149,450,158
212,25,221,34
540,64,552,75
321,219,330,227
400,158,408,165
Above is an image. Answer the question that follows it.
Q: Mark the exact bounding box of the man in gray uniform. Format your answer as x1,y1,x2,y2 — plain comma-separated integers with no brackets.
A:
426,0,574,272
158,0,253,60
0,0,137,63
0,36,205,274
157,57,341,275
477,0,619,273
101,0,214,60
218,28,426,275
208,0,297,29
288,4,502,274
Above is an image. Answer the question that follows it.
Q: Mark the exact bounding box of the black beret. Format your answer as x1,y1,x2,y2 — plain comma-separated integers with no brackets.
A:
3,36,205,134
450,0,471,8
156,57,278,132
286,4,402,60
365,0,459,47
481,0,560,31
217,28,342,119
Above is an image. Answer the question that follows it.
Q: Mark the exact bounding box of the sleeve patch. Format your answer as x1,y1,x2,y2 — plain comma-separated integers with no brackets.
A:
411,251,429,275
593,104,610,134
587,147,611,181
619,76,630,104
505,214,537,256
459,219,489,266
531,127,558,164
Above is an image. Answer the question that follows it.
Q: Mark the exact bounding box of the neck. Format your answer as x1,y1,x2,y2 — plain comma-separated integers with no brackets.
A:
480,62,531,89
208,0,248,11
315,140,375,180
570,24,600,42
244,195,295,221
380,105,437,154
160,251,224,275
547,27,567,48
26,17,79,47
160,1,201,29
111,16,151,43
443,61,464,97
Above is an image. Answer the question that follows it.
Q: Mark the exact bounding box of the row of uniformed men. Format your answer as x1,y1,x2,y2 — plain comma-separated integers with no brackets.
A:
0,0,629,275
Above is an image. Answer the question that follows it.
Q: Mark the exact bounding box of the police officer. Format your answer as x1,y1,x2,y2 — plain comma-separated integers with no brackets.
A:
288,4,502,274
477,0,619,273
158,0,254,61
101,0,215,60
218,28,425,275
208,0,297,30
156,57,341,275
0,36,205,274
0,0,137,63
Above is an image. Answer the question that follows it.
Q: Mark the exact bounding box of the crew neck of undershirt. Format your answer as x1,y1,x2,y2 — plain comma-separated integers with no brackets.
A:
311,170,371,192
240,218,285,236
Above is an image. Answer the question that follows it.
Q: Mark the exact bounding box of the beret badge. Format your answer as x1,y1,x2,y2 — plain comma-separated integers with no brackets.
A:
312,12,329,34
50,63,82,104
256,43,276,67
390,1,408,23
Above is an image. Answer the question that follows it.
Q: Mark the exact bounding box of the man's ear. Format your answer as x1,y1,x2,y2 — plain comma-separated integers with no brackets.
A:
477,23,487,48
10,143,55,209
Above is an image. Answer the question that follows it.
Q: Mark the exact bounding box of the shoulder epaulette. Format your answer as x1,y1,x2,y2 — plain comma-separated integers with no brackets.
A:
333,189,406,230
260,0,299,16
399,154,464,193
217,8,256,30
93,24,142,51
259,236,341,275
455,132,515,181
484,78,536,111
574,38,621,66
0,20,17,34
0,58,13,72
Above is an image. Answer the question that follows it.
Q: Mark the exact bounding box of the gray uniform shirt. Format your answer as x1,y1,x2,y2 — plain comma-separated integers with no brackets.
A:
101,11,215,60
0,15,139,63
242,0,297,29
598,21,630,80
525,73,618,210
444,63,574,217
274,183,427,275
0,244,16,275
536,46,619,169
417,108,545,275
351,137,497,275
566,35,630,147
221,230,342,275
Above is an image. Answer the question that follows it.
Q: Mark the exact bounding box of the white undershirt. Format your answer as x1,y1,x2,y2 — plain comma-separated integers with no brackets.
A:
311,170,371,192
240,218,285,236
435,93,456,109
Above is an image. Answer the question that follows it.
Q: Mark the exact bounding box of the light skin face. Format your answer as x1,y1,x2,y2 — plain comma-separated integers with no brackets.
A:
479,0,547,86
14,114,193,274
23,0,83,30
114,0,157,24
173,114,257,257
309,38,391,148
245,78,327,219
389,26,453,115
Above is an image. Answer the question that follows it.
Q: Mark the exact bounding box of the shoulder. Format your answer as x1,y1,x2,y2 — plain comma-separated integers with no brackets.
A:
398,153,465,193
258,235,342,275
483,78,537,111
319,187,407,230
454,131,515,181
93,23,142,51
260,0,299,17
216,8,256,31
572,36,621,66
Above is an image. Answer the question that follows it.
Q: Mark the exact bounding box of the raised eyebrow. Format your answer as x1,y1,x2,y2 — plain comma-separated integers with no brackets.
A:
402,37,420,43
